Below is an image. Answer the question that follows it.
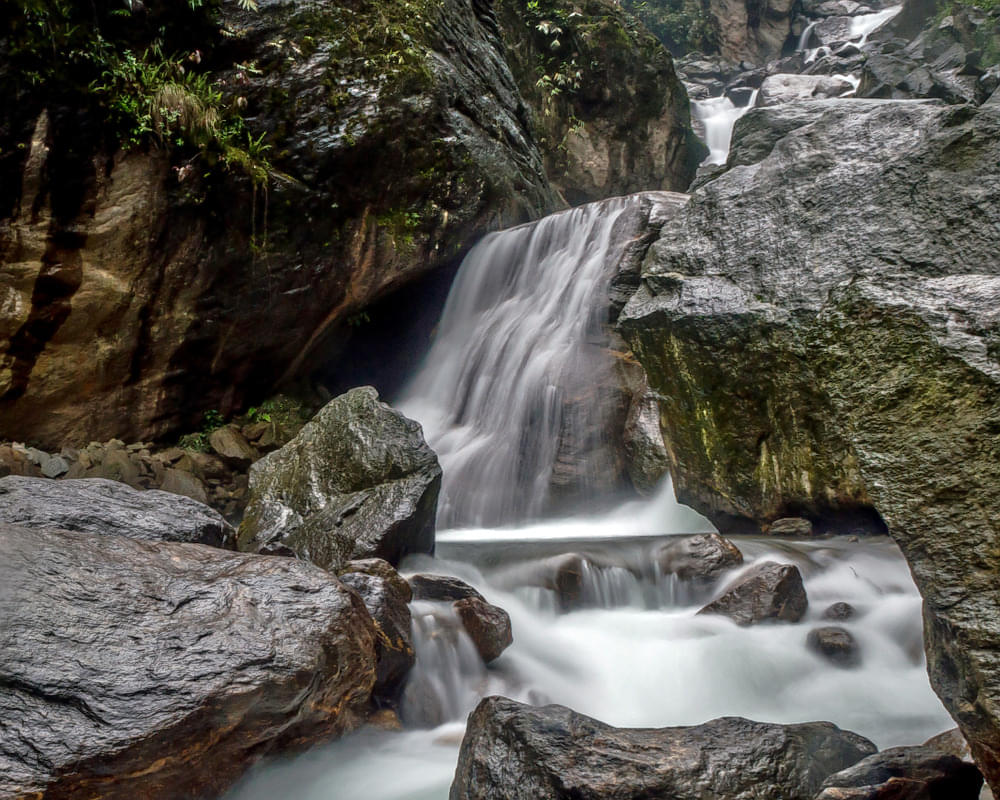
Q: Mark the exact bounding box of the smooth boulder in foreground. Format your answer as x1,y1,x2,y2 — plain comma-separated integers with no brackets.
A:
0,524,377,799
450,696,876,800
0,474,235,547
238,386,442,570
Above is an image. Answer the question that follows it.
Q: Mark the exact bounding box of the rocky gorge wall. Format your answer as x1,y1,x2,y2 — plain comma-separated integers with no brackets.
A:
0,0,703,453
620,98,1000,791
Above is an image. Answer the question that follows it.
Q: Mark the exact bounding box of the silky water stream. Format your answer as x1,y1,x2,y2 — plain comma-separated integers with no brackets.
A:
228,193,953,800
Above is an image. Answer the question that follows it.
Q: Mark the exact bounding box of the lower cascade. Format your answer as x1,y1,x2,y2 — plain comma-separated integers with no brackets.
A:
226,193,955,799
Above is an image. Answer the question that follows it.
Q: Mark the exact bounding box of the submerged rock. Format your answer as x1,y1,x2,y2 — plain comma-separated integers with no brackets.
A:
620,98,1000,791
654,532,744,582
807,626,862,667
824,601,857,621
699,561,808,624
450,696,876,800
0,523,377,799
816,745,984,799
238,387,441,571
0,475,234,547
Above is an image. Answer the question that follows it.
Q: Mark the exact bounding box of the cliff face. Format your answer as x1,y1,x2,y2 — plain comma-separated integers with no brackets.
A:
0,0,559,448
620,99,1000,792
495,0,706,205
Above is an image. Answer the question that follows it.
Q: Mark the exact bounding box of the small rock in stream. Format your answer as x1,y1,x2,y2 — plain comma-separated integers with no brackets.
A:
807,626,862,667
698,561,809,624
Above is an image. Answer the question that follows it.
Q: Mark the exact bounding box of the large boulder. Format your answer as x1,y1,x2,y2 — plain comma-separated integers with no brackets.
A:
450,696,877,800
699,561,808,624
496,0,704,205
708,0,797,63
0,0,558,450
0,475,234,547
756,74,855,105
816,745,984,799
238,387,441,571
619,99,1000,790
0,523,377,799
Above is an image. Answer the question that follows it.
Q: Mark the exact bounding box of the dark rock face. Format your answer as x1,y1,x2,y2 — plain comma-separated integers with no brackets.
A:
816,745,984,799
0,475,234,548
654,532,744,582
454,597,514,663
808,626,862,668
0,0,558,450
237,387,441,571
699,561,808,624
450,696,877,800
338,559,415,702
496,0,704,204
0,523,377,799
620,99,1000,791
708,0,797,63
409,574,485,603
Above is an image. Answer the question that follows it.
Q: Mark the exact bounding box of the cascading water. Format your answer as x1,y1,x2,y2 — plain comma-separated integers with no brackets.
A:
798,5,902,62
399,196,656,528
227,157,951,800
691,91,759,166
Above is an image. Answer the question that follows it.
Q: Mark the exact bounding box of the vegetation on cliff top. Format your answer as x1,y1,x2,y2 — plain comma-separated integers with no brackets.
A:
5,0,269,181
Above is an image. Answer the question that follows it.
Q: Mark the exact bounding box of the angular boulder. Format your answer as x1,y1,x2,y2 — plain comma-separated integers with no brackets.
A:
619,98,1000,790
409,573,485,603
699,561,808,624
0,523,377,799
238,387,441,571
816,745,984,799
450,697,876,800
0,475,234,548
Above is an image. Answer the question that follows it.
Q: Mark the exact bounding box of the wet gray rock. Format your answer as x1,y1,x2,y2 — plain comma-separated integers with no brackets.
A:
816,745,984,799
619,99,1000,791
455,596,514,663
0,523,377,799
339,559,415,701
699,561,808,624
654,533,744,582
237,387,441,571
0,475,234,548
824,601,857,621
807,626,861,667
757,73,854,105
209,425,258,468
450,696,876,800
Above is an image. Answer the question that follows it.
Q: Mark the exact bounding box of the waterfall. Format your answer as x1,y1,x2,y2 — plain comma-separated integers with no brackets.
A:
400,196,638,529
691,91,759,166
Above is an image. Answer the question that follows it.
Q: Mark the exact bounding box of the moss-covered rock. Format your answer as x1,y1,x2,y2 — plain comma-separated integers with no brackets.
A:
237,386,441,571
496,0,705,203
620,98,1000,793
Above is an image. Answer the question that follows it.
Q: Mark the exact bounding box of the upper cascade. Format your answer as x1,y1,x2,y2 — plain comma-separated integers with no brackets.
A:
401,195,645,529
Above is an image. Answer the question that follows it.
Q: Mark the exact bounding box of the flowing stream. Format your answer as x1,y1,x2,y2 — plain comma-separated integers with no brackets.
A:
228,162,951,800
